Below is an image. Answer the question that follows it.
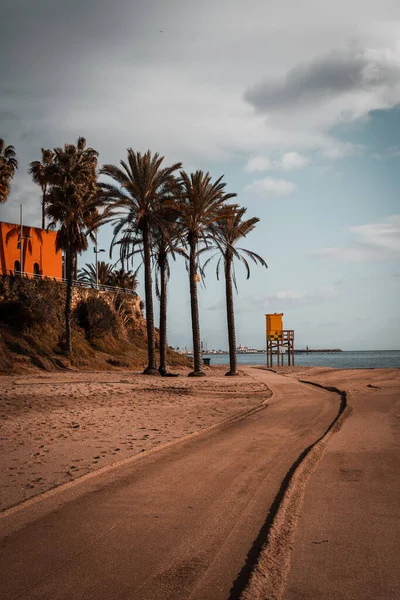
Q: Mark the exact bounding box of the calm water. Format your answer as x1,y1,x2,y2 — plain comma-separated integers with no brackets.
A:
202,350,400,369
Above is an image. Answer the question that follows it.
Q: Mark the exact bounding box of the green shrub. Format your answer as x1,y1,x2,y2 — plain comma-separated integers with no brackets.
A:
75,295,118,339
0,276,64,330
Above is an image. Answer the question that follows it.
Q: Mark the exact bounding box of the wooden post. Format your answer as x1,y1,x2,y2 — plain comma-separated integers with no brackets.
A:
292,333,295,366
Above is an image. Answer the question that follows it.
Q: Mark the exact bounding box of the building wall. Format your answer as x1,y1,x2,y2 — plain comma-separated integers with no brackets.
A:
0,222,62,278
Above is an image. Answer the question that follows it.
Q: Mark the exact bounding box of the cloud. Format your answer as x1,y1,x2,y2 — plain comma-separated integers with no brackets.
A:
2,1,400,229
315,247,369,261
240,285,340,311
266,285,339,306
318,143,358,159
280,152,311,169
244,47,400,118
314,214,400,261
245,156,272,172
244,177,295,196
372,146,400,160
245,152,310,172
0,180,40,225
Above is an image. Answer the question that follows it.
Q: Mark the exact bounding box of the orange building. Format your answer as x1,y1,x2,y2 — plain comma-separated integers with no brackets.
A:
0,221,62,279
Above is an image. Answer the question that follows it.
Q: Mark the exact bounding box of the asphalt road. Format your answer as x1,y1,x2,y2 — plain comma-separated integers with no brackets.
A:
0,369,339,600
284,371,400,600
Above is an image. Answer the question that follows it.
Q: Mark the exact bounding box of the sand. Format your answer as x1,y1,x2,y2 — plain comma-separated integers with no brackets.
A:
0,367,339,600
0,366,270,512
1,365,399,599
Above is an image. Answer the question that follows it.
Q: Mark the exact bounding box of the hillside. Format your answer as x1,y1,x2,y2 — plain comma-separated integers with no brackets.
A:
0,276,190,374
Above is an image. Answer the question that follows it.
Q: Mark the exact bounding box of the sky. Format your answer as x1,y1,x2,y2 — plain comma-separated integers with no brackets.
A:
1,0,399,351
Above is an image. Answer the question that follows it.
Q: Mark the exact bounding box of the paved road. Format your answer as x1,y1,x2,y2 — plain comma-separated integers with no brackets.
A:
0,369,339,600
284,370,400,600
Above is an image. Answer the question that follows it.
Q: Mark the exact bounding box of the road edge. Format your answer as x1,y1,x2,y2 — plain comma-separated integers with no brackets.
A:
237,380,353,600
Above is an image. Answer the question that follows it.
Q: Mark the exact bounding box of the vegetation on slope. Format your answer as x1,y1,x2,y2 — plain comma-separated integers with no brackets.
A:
0,276,190,373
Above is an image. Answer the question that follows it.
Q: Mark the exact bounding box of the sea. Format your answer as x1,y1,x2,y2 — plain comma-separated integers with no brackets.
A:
201,350,400,369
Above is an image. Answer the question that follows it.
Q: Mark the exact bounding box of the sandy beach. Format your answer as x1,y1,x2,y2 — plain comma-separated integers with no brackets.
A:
0,366,271,512
1,365,399,599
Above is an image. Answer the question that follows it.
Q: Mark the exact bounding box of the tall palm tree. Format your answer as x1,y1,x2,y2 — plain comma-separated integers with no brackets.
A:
100,150,181,375
45,137,101,354
178,171,237,376
28,148,54,228
204,206,267,376
0,139,18,204
154,226,187,375
112,204,185,375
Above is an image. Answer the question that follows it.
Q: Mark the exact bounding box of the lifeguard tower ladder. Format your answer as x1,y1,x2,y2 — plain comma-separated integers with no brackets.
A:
266,313,295,367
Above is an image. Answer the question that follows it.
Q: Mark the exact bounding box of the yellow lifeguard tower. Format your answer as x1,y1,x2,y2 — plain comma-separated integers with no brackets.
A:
266,313,295,367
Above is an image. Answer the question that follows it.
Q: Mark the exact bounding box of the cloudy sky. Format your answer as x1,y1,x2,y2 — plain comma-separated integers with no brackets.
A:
1,0,400,351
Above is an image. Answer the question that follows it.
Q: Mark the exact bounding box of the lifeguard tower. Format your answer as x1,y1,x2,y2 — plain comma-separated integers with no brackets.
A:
266,313,295,367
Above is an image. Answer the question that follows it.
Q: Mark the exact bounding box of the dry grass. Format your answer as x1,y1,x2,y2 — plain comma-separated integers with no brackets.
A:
0,276,190,374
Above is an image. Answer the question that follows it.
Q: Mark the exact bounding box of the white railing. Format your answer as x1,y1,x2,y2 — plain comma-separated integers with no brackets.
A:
1,271,138,296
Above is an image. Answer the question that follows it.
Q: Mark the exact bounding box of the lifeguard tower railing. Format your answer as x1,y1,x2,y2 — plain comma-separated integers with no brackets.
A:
266,329,295,367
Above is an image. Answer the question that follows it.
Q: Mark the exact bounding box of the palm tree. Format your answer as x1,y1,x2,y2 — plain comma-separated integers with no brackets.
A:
204,206,267,375
100,150,181,375
111,199,184,374
45,137,101,354
109,267,138,291
77,262,138,290
28,148,54,228
0,139,18,204
154,227,181,375
178,171,237,376
115,227,169,369
117,222,188,376
78,260,114,285
150,222,186,375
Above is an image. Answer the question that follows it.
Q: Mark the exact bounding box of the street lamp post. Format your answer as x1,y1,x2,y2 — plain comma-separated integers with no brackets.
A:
18,205,31,276
94,231,105,289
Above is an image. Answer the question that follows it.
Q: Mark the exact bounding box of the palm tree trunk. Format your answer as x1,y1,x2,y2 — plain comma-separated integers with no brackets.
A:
65,246,73,355
73,252,78,280
158,251,167,375
188,237,205,376
225,253,238,376
41,186,46,230
142,220,159,375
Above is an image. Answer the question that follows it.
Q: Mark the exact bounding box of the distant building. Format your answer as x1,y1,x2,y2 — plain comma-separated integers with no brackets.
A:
0,221,62,279
237,344,258,353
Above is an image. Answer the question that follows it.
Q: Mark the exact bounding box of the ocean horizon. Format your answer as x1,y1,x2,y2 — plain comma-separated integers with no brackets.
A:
201,350,400,369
